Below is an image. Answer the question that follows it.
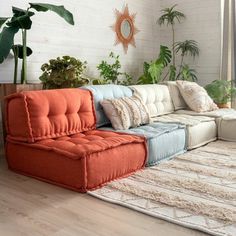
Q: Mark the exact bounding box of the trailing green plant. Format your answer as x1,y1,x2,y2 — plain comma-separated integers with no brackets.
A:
205,80,236,104
94,52,133,85
0,3,74,84
158,4,185,67
157,5,200,82
39,56,89,89
138,45,171,84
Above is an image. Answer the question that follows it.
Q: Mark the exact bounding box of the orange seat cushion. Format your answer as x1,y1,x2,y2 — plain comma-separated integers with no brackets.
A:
5,88,96,143
6,130,147,192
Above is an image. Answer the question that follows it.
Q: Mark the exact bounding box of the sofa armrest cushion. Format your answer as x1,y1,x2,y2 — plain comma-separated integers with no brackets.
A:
5,88,96,143
82,85,133,127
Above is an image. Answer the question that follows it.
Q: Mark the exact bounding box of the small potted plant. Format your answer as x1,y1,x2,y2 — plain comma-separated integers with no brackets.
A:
205,80,236,108
0,2,74,94
39,56,89,89
94,52,133,85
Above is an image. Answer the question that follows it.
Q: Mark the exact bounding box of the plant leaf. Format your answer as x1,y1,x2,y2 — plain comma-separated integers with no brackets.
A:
0,17,9,29
29,3,74,25
7,14,33,29
12,7,35,17
169,65,176,81
12,44,33,59
0,26,19,63
148,61,164,83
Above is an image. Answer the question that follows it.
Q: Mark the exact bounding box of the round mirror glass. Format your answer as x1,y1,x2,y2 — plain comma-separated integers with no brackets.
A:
121,19,131,39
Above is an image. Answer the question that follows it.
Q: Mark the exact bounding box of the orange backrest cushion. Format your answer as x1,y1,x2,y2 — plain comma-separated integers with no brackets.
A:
5,88,96,143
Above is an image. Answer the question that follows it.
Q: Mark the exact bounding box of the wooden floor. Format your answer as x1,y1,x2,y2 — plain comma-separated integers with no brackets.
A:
0,156,209,236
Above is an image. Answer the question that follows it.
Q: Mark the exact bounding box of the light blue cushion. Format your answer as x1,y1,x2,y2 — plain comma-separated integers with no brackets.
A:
82,85,133,127
100,123,186,166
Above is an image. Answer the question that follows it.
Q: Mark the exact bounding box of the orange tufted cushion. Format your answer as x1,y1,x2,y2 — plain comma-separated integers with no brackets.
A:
6,130,147,192
19,130,145,159
5,89,96,143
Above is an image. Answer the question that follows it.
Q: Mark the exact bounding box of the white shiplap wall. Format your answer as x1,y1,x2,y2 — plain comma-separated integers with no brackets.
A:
160,0,222,86
0,0,160,83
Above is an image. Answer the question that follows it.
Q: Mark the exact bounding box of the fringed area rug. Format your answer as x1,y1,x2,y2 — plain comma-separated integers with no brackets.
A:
89,141,236,236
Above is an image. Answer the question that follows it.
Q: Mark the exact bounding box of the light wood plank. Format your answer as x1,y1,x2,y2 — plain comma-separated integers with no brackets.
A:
0,157,208,236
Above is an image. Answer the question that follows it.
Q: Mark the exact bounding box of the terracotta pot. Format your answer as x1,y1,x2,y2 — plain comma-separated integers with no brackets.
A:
216,103,230,109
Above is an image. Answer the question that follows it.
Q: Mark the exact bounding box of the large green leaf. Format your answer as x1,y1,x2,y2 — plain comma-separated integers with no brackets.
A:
148,61,164,83
157,45,172,66
12,7,35,17
0,17,9,29
29,3,74,25
12,44,33,59
0,26,19,63
7,8,34,30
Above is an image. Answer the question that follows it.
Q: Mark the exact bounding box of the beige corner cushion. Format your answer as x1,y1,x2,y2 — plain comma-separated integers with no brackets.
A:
100,96,151,130
153,114,217,149
218,116,236,141
175,108,236,118
176,80,218,113
166,81,188,110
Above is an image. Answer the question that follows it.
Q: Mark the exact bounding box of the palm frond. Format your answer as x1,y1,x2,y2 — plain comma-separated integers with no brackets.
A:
158,5,185,26
175,40,199,58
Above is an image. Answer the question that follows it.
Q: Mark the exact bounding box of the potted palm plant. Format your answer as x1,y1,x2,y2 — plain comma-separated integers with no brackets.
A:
157,5,200,82
205,80,236,108
0,3,74,97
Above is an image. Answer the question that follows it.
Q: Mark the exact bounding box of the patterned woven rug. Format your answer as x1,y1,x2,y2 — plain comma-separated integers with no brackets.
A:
89,141,236,236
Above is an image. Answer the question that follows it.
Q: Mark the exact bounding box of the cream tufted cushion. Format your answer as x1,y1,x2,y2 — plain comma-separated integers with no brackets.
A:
176,81,218,113
130,85,174,117
166,81,188,110
100,96,151,130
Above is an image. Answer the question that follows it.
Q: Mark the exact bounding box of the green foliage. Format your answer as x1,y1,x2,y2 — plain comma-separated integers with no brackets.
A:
0,26,19,63
0,3,74,84
177,64,197,82
158,4,185,26
175,40,199,58
12,44,32,59
138,45,172,84
169,65,176,81
95,52,133,85
29,3,74,25
205,80,236,104
156,5,200,82
39,56,89,89
0,17,9,28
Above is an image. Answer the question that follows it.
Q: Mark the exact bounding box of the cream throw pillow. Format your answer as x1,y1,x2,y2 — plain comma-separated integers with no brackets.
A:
176,80,218,113
166,81,188,110
100,96,151,130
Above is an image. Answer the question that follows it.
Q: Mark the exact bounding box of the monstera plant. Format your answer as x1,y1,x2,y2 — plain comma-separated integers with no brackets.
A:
137,45,171,84
0,3,74,84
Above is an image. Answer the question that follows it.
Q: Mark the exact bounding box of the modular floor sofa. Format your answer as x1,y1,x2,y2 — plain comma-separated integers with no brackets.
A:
4,82,236,192
5,89,147,192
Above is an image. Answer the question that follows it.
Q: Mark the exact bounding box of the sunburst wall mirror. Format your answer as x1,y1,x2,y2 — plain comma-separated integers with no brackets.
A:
111,4,139,54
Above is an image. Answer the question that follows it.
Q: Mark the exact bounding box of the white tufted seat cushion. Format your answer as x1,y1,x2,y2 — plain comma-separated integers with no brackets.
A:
130,85,174,117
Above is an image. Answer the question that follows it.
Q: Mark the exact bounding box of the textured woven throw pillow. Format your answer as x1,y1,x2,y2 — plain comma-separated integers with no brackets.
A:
100,96,151,130
176,80,218,113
